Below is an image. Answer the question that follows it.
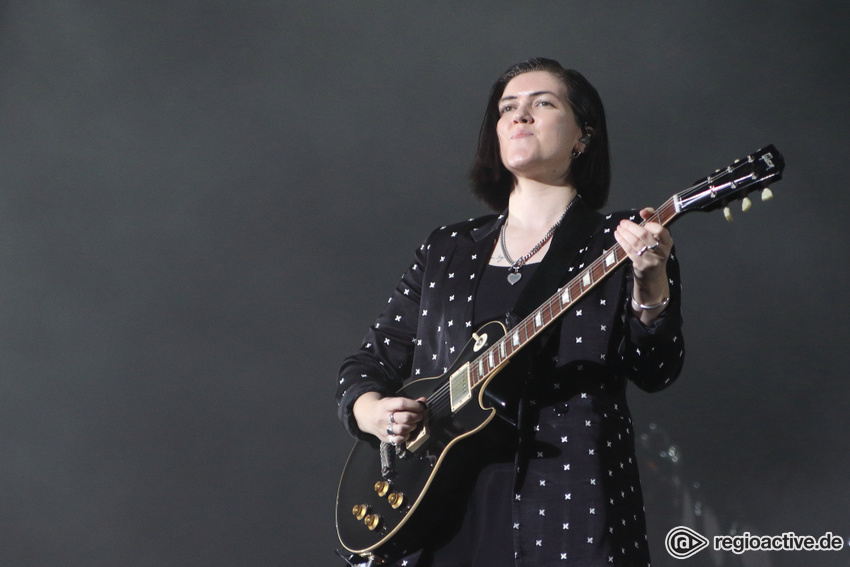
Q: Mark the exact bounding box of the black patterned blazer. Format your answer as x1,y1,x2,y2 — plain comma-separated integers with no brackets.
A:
336,198,685,565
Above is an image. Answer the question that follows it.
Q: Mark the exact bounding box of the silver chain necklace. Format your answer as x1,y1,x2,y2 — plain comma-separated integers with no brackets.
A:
500,197,577,285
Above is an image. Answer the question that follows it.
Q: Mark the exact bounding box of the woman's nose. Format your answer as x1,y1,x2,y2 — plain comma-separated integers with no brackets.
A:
513,106,532,123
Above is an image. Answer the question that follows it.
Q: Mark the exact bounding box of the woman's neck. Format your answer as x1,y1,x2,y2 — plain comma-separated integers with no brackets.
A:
507,179,578,231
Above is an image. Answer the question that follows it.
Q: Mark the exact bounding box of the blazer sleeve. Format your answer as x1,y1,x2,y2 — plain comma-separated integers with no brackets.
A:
335,236,429,439
620,245,685,393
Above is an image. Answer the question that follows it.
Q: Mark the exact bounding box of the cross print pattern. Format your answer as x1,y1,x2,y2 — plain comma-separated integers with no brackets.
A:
337,205,684,564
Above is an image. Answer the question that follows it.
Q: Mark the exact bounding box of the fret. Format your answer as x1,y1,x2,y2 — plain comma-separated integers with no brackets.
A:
573,281,583,301
517,322,528,346
591,260,605,282
534,310,542,328
478,358,484,377
544,300,555,322
488,350,494,369
655,199,676,226
561,285,571,306
499,338,506,359
512,330,520,347
581,270,592,290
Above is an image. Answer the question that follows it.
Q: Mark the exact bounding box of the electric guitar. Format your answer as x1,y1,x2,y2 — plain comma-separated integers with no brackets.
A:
336,145,785,564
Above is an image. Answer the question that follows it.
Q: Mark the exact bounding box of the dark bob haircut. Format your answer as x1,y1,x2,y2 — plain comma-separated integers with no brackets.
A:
469,58,611,212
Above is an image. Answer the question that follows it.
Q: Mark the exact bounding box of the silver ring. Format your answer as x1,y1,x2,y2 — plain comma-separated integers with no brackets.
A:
637,246,648,256
648,242,660,251
389,411,395,424
386,424,394,436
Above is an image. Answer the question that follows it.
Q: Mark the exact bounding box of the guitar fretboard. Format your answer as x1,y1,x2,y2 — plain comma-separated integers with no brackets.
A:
466,198,679,390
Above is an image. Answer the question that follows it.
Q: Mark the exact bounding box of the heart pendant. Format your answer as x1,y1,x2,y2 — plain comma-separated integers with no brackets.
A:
507,271,522,285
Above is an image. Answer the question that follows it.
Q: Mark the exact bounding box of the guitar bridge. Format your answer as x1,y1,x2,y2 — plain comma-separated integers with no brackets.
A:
379,442,394,478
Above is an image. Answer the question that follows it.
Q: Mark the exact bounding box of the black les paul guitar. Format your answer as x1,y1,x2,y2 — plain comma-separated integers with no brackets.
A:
336,145,784,564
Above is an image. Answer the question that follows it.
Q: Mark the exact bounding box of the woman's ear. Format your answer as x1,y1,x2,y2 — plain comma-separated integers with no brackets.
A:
578,126,595,151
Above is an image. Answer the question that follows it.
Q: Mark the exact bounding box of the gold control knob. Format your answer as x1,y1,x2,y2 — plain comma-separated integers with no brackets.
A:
374,480,390,497
387,492,405,509
351,504,369,521
364,513,382,531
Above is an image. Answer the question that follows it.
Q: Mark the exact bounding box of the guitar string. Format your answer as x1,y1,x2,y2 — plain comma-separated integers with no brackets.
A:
679,158,758,204
422,203,668,420
405,156,770,465
419,159,752,422
424,333,520,420
425,211,652,416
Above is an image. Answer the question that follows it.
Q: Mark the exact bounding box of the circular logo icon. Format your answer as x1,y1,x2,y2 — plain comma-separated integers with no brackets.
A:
665,526,710,559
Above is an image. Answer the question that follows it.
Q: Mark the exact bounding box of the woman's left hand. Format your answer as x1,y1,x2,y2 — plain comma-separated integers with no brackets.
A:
614,207,673,324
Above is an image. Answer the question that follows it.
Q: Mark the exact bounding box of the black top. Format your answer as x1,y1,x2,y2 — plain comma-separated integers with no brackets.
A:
473,263,540,327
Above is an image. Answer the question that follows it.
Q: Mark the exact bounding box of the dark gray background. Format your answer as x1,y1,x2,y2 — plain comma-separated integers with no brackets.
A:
0,2,847,566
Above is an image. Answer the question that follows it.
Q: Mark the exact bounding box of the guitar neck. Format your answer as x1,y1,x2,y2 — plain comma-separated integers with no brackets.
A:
467,197,680,390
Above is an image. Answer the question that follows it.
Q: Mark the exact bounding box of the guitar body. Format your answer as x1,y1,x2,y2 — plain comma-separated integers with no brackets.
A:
336,321,511,562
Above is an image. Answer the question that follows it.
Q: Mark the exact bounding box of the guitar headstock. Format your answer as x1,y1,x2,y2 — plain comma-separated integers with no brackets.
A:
675,145,784,220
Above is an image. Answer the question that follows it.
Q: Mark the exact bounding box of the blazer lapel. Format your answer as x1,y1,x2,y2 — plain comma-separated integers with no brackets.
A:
510,199,600,321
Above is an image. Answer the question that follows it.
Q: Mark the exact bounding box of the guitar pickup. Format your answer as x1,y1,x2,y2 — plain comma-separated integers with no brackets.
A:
449,362,472,412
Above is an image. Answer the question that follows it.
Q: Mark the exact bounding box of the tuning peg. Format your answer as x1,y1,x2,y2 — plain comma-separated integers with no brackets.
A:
723,205,733,222
741,196,752,212
761,188,774,201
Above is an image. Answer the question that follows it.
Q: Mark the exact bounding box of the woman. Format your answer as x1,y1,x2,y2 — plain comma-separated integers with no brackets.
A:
336,58,684,567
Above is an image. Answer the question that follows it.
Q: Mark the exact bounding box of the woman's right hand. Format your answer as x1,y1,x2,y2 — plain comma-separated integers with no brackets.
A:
352,391,428,445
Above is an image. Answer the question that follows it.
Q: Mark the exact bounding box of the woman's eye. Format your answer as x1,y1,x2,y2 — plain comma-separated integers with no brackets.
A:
499,105,513,115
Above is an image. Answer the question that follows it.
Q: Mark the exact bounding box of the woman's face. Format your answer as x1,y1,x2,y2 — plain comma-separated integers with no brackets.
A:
496,70,584,185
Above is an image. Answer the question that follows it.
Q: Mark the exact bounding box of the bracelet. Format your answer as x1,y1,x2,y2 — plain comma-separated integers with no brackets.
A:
631,296,670,311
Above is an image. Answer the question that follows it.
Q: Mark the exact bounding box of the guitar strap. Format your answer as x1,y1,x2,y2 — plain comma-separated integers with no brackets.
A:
506,197,601,327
